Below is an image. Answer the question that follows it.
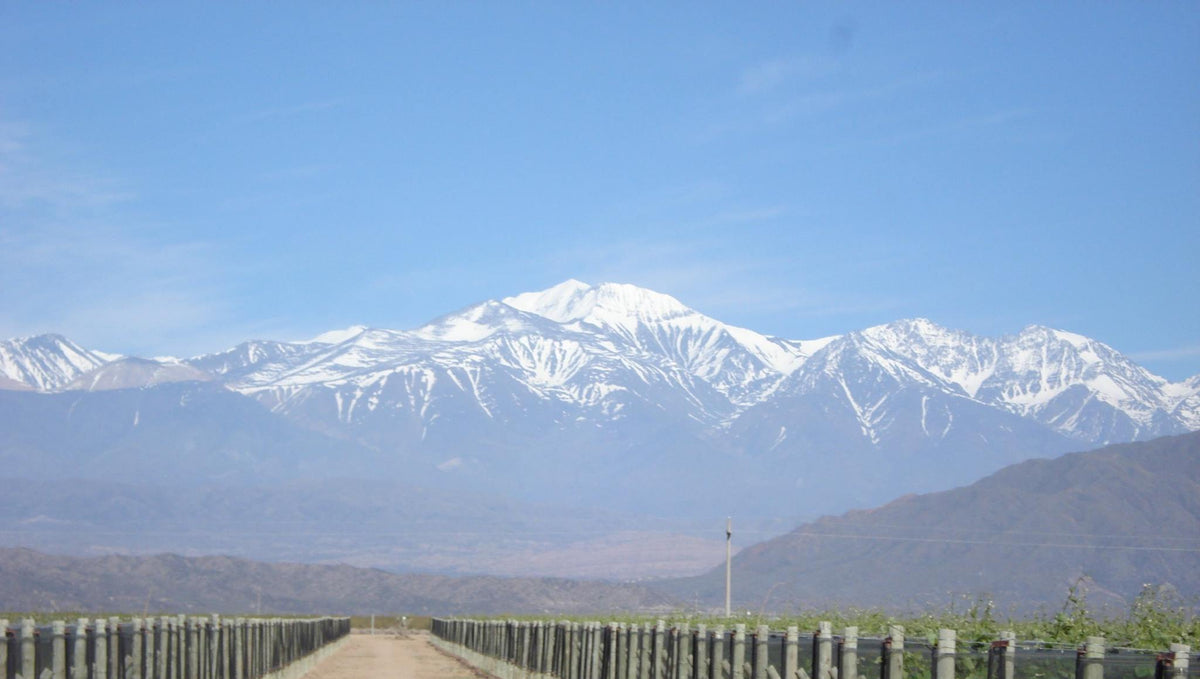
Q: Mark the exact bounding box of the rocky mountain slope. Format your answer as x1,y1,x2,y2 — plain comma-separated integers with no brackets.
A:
658,431,1200,613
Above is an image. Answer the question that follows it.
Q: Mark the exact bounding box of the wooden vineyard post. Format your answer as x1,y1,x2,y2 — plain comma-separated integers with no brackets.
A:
754,626,769,679
883,626,904,679
731,625,746,679
94,620,108,679
840,627,859,679
711,627,726,679
694,625,707,679
52,621,68,679
19,619,35,679
815,622,833,679
1076,637,1104,679
782,626,799,679
0,620,8,679
988,632,1015,679
1156,644,1190,679
934,629,955,679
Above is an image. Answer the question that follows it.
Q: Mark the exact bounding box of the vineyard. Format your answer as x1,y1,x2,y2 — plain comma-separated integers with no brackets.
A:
431,587,1199,679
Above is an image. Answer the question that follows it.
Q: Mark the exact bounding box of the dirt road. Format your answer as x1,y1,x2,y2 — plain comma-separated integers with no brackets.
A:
301,632,489,679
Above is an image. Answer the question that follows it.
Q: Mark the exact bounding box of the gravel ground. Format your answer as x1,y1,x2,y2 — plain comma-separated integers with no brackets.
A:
300,632,490,679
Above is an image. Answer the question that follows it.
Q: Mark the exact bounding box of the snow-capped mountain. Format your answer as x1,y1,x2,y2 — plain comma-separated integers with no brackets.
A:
729,326,1084,509
504,280,833,407
857,319,1193,443
193,299,734,482
0,334,118,392
2,281,1196,517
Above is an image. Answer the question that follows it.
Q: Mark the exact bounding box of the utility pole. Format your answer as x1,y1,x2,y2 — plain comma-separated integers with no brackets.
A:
725,517,732,618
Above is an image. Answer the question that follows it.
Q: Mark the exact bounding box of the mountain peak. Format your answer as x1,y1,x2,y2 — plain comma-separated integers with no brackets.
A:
503,279,595,323
505,279,696,327
860,317,970,351
413,300,551,343
590,282,695,322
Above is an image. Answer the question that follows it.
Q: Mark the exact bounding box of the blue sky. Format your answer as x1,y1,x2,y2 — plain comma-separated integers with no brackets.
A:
1,4,1197,379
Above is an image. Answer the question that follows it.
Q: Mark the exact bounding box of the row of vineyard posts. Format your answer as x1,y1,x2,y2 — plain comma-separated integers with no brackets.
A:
432,618,1194,679
1,617,349,679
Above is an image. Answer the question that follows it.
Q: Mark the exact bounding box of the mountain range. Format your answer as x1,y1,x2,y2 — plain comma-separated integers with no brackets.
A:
0,547,674,616
2,280,1195,522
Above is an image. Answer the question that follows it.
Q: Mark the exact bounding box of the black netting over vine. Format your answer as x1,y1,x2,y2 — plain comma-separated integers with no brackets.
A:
4,629,16,679
1102,650,1159,679
768,631,784,672
1012,644,1077,679
959,641,991,679
64,626,81,679
797,634,815,671
35,626,53,679
856,637,885,679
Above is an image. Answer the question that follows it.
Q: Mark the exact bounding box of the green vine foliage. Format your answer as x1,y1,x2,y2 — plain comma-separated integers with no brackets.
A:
555,582,1198,650
1113,584,1197,649
1033,581,1104,643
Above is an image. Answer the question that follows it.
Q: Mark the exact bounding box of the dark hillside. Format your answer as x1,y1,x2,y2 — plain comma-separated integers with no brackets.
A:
0,548,675,615
659,432,1200,613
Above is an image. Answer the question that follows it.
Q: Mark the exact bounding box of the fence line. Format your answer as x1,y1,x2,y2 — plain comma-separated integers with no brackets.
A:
1,617,349,679
431,618,1195,679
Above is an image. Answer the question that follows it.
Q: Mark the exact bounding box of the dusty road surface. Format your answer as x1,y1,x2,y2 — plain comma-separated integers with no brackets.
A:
301,632,489,679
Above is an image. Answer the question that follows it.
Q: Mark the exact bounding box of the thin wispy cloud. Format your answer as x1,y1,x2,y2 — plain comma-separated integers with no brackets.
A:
697,68,945,142
761,70,944,127
0,220,231,352
866,106,1040,147
236,99,343,125
0,120,28,154
257,163,336,182
1130,345,1200,363
737,57,835,96
0,121,135,209
0,117,253,357
708,206,788,225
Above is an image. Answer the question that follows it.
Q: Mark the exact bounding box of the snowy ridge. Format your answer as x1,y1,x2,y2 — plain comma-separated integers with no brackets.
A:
828,319,1195,444
860,318,999,398
0,334,117,391
305,325,368,344
223,304,733,432
1170,375,1200,430
3,281,1196,450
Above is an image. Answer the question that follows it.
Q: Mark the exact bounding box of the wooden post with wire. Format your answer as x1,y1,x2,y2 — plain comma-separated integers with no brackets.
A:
883,626,904,679
1077,637,1104,679
839,627,858,679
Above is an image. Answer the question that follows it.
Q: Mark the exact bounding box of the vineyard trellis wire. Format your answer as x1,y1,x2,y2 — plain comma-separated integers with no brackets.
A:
431,617,1195,679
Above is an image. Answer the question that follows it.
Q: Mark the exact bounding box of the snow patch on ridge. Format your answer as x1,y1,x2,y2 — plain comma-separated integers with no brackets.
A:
307,325,369,344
